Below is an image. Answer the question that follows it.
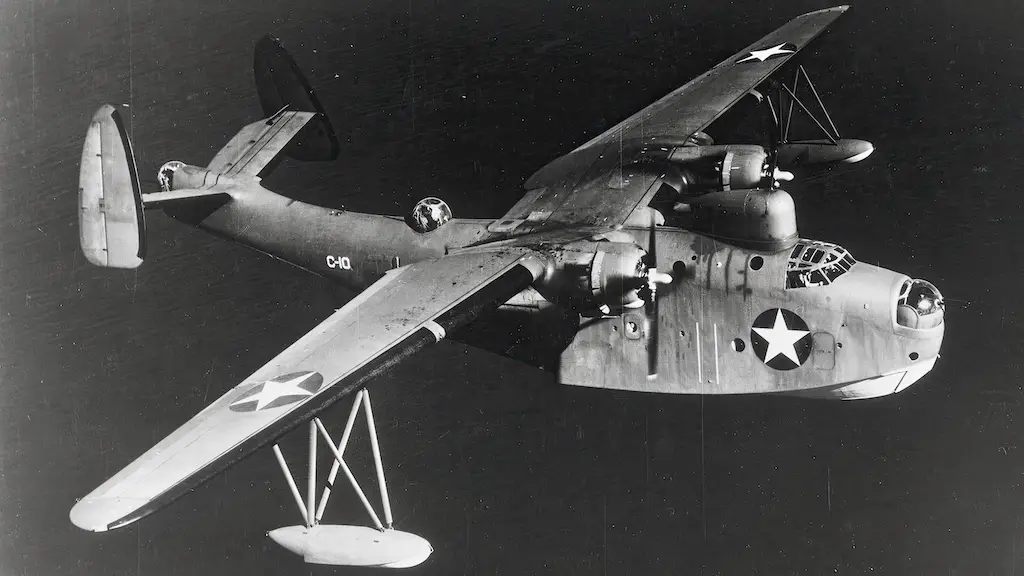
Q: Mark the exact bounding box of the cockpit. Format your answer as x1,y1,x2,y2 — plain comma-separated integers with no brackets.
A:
786,240,857,289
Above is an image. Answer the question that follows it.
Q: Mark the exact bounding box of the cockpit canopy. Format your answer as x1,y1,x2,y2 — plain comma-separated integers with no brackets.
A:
786,240,856,289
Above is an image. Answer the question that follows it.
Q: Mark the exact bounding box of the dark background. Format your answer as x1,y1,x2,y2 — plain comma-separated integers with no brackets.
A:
2,0,1022,574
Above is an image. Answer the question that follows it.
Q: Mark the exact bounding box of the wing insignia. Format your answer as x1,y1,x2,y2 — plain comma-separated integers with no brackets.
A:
228,371,324,413
735,42,798,63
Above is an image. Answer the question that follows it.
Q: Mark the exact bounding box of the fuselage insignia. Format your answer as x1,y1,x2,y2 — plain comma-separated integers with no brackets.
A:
750,308,812,370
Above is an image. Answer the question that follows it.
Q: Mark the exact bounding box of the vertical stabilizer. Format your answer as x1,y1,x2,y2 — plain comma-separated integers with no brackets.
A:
253,35,339,162
78,105,146,269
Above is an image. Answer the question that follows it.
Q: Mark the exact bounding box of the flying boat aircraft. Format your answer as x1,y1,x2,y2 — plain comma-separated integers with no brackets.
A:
70,6,944,567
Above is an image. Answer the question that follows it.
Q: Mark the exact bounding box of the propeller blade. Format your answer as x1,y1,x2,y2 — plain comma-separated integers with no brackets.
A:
757,84,793,190
645,218,667,379
646,294,659,379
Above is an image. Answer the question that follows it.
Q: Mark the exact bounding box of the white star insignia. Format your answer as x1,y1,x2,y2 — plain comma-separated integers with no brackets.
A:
736,43,795,64
231,373,316,411
752,309,809,365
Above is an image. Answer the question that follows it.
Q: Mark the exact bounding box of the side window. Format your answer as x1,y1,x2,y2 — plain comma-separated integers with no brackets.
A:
807,269,828,286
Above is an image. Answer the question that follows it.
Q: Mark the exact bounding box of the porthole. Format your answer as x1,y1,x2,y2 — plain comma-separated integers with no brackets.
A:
749,256,764,271
732,338,746,352
909,352,919,361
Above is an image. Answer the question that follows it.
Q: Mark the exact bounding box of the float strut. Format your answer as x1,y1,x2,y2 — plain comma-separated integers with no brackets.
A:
363,391,394,528
783,67,801,142
278,389,395,532
272,444,309,526
779,81,839,144
800,65,841,140
314,417,385,531
307,420,317,527
315,390,365,523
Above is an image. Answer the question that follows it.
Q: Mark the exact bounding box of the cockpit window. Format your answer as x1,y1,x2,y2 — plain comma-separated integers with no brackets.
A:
786,240,857,289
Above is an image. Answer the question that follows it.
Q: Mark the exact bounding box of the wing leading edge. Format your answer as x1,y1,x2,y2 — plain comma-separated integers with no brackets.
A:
503,6,848,228
70,248,546,532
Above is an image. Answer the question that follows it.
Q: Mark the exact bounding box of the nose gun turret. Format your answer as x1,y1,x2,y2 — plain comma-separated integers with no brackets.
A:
896,279,944,330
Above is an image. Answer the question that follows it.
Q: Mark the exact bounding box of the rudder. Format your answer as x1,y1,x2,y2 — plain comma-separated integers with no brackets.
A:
253,35,339,163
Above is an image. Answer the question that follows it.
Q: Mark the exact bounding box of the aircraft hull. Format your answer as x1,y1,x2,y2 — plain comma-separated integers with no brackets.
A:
495,228,944,399
167,185,943,400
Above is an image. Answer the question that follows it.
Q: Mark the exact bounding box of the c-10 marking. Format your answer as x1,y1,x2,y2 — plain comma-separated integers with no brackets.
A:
326,255,352,270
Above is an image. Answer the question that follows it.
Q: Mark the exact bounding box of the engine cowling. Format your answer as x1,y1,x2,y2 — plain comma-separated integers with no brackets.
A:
534,241,649,313
646,144,769,197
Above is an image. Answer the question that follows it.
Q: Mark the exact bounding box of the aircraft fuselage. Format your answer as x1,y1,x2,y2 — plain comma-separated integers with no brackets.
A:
168,176,944,400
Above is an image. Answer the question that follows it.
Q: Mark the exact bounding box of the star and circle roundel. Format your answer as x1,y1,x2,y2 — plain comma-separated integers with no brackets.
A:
229,371,324,413
750,308,812,370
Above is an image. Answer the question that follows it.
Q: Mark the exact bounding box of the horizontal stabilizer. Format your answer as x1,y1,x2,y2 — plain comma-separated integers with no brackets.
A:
207,110,319,178
140,187,230,207
78,105,146,269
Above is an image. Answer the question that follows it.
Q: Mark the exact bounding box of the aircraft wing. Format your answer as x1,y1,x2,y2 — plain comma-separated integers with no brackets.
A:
505,6,847,228
70,247,546,532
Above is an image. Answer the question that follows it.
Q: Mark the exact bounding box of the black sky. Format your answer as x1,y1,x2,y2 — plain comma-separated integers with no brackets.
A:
2,0,1023,574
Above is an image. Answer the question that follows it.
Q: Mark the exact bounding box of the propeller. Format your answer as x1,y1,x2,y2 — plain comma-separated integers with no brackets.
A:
759,82,795,190
637,218,674,379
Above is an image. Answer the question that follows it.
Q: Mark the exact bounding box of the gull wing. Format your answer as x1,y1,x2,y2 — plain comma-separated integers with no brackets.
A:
502,6,847,228
70,247,545,532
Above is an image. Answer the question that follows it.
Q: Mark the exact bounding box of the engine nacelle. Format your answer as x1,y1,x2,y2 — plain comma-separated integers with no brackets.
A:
408,197,452,233
686,188,798,252
534,241,648,313
646,144,769,197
